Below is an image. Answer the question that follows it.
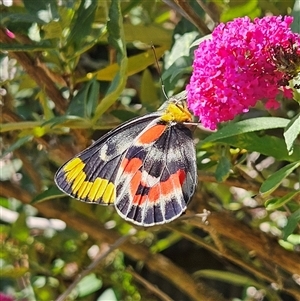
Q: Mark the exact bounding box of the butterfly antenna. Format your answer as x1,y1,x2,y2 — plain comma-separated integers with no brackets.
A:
151,44,168,100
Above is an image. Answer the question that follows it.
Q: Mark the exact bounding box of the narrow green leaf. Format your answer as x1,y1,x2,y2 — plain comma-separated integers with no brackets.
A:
150,232,182,253
67,78,99,118
291,0,300,33
215,156,231,182
86,78,100,118
31,186,66,204
67,0,97,50
194,270,261,287
0,43,55,51
201,117,290,146
260,162,300,196
265,191,300,210
1,135,33,159
282,209,300,240
283,113,300,154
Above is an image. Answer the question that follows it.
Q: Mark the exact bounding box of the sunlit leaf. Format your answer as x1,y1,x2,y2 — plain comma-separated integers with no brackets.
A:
260,162,300,196
283,113,300,154
77,274,102,298
265,191,300,210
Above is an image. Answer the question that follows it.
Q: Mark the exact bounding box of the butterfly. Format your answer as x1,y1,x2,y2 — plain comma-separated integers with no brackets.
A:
54,91,197,226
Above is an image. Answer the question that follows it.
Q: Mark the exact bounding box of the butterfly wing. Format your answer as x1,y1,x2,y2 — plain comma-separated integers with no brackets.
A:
54,113,161,205
115,121,197,226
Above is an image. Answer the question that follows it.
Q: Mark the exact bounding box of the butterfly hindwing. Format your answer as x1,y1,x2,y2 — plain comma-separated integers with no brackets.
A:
115,121,197,226
54,113,161,205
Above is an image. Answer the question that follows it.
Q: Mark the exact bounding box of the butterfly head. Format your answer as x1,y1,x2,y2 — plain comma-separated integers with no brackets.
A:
160,99,193,123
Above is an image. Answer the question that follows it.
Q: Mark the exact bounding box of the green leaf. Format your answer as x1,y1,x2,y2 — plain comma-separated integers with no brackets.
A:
66,0,97,50
162,56,192,84
91,0,128,122
213,132,300,162
150,232,182,253
282,209,300,240
265,191,300,210
201,117,290,145
11,212,29,242
31,186,66,204
1,135,33,159
41,115,91,129
77,274,102,298
260,162,300,196
67,78,99,118
291,0,300,33
220,0,261,22
215,156,231,182
140,69,159,109
283,113,300,154
164,31,198,69
1,266,29,278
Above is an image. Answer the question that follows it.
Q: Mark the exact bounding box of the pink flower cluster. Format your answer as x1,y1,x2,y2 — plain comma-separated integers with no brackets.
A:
186,16,300,130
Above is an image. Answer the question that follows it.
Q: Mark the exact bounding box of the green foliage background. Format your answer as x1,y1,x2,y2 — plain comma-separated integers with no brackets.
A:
0,0,299,300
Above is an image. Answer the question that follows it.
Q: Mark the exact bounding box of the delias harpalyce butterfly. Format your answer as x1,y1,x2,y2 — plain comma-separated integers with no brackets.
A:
54,91,197,226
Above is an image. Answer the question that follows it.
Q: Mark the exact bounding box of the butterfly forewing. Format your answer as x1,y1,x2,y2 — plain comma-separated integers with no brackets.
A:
54,113,162,205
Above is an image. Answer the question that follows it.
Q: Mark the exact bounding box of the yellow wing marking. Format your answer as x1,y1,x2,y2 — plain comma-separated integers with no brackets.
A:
62,158,115,204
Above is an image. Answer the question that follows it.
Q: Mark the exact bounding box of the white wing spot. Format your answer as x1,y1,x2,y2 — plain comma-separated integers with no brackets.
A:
141,170,159,187
99,144,109,161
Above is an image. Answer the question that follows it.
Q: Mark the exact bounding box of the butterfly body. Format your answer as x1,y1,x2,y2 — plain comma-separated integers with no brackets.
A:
55,95,197,226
